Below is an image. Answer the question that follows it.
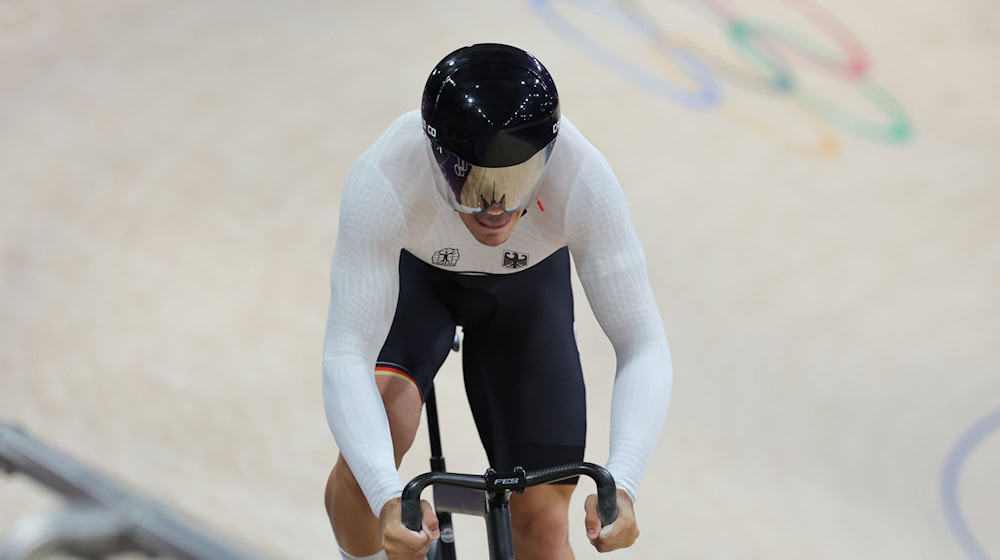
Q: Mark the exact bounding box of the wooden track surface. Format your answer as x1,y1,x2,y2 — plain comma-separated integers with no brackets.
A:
2,1,998,558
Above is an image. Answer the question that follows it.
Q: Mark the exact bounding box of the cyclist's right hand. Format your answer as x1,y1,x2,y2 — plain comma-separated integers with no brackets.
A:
379,497,440,560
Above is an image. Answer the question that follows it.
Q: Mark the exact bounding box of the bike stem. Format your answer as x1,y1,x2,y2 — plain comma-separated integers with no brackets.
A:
485,488,515,560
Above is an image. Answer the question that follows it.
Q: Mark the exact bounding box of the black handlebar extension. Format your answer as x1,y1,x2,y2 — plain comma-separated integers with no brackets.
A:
401,462,618,532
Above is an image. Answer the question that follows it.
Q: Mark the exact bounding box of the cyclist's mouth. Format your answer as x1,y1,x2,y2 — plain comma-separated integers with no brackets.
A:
474,212,513,229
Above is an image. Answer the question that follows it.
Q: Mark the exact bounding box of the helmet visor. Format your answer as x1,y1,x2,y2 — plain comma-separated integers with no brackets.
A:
427,138,555,214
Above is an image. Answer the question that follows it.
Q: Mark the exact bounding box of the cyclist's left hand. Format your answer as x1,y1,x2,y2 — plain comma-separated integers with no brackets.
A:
584,488,639,552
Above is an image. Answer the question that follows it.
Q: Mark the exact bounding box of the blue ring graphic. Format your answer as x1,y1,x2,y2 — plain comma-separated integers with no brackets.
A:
941,406,1000,560
528,0,721,109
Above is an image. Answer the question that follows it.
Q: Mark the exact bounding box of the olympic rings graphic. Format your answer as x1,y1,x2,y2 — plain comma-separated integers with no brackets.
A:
528,0,721,109
616,0,842,155
726,17,911,144
528,0,914,155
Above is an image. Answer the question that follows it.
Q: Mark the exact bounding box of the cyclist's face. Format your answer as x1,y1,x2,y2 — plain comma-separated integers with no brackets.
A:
458,205,522,247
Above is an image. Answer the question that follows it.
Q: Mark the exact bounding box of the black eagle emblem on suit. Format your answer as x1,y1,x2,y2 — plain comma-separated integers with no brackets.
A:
502,251,528,269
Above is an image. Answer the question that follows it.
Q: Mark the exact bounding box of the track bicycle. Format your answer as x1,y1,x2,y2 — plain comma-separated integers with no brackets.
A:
402,377,618,560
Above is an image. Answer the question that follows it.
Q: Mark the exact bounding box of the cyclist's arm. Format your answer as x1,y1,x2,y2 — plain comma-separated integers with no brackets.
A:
565,151,673,502
323,158,407,517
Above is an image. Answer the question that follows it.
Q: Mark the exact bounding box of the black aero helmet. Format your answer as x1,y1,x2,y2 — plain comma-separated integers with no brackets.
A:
422,43,560,214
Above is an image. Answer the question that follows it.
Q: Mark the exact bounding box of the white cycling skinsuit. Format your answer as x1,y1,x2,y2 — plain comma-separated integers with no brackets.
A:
323,111,673,518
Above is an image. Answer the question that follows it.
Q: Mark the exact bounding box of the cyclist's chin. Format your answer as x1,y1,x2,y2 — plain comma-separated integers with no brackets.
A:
459,211,521,247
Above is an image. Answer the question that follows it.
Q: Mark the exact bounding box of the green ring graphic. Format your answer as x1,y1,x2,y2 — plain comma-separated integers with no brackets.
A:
728,19,913,143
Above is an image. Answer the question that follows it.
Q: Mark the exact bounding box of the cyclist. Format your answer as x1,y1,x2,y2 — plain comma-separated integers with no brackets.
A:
322,43,673,560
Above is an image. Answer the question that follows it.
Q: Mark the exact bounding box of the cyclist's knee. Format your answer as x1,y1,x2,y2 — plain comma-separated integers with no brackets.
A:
325,457,383,554
325,456,361,511
511,498,570,553
325,377,421,515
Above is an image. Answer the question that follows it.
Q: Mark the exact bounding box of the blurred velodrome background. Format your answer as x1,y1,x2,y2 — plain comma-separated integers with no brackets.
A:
1,1,998,558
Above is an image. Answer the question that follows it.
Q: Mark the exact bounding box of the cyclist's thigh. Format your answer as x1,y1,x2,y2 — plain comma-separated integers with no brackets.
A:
462,247,586,476
376,249,456,413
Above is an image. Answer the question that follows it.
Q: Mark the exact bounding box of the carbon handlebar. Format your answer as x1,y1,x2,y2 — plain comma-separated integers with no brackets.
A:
401,462,618,531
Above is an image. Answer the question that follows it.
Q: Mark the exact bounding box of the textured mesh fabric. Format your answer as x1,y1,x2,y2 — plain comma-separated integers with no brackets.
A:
323,111,672,515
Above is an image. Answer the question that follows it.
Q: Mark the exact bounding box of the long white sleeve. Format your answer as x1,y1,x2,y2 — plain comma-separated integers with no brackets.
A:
322,110,671,512
565,149,673,501
322,157,407,517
